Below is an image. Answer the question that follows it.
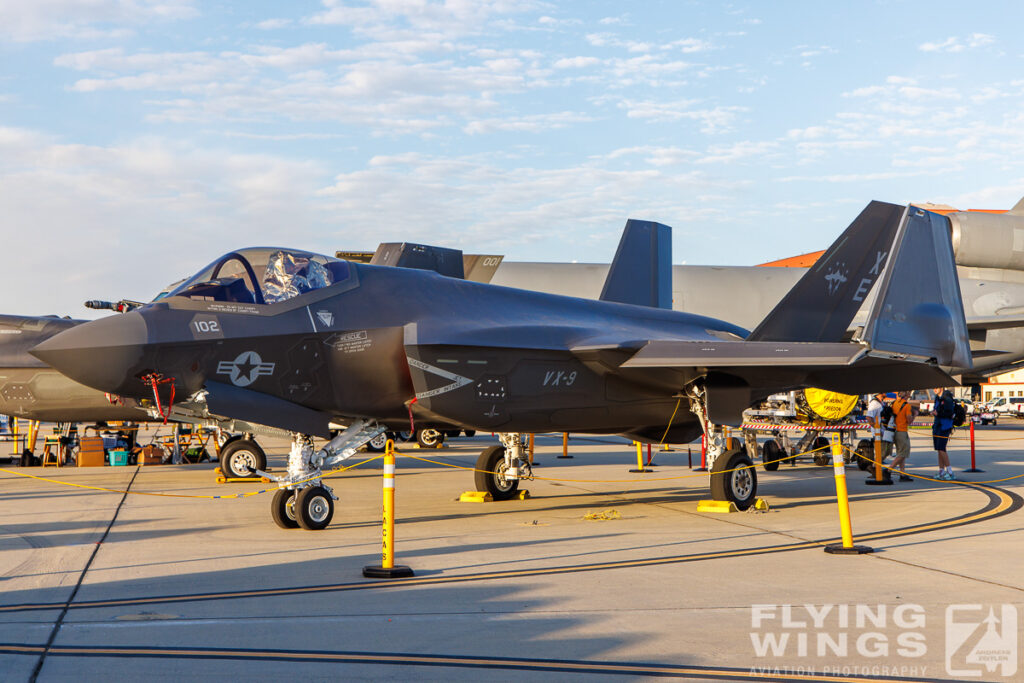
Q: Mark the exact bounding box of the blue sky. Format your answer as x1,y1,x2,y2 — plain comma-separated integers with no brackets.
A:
2,1,1024,315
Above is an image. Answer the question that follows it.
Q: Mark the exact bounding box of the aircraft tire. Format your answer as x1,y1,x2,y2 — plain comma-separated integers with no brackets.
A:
366,431,390,453
812,436,831,466
220,439,266,479
474,445,519,500
271,489,299,529
463,430,476,438
416,428,445,449
710,448,757,511
855,439,874,470
295,486,334,530
761,439,782,471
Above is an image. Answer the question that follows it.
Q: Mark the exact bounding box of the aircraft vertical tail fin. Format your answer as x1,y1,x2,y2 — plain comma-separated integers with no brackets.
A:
861,207,971,368
747,201,905,343
1008,195,1024,215
370,242,465,279
599,219,672,309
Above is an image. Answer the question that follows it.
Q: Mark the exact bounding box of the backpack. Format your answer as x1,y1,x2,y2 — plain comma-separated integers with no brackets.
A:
880,403,895,429
953,401,967,427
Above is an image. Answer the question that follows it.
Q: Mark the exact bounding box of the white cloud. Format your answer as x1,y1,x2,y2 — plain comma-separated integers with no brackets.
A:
617,98,744,133
463,111,593,135
665,38,713,53
0,127,331,313
0,0,197,42
254,18,291,30
53,44,547,134
919,33,994,53
554,56,601,69
305,0,540,42
314,152,742,252
696,140,779,164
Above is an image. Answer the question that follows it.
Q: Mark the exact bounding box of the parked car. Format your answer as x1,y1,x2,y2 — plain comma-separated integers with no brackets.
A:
987,396,1024,417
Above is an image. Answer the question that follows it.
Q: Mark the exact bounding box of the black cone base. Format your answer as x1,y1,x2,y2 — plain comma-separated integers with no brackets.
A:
363,565,414,578
963,468,984,473
628,469,656,473
864,478,893,486
824,544,873,555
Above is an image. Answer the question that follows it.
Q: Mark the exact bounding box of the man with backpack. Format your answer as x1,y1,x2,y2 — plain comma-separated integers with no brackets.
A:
890,391,915,481
932,387,957,480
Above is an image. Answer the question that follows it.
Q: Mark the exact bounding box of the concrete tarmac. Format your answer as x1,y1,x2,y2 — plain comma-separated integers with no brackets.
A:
0,425,1021,681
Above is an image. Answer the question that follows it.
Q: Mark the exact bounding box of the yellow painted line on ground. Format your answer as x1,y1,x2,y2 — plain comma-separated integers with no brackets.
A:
1,484,1017,615
0,643,949,681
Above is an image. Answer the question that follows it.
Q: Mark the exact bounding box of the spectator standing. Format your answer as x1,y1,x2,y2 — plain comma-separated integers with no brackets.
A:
932,388,956,480
890,392,914,481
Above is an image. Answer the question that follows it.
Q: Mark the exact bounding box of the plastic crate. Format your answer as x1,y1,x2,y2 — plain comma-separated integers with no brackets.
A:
109,449,130,466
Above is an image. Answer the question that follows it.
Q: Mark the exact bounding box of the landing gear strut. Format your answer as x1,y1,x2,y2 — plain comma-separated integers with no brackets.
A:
474,433,531,500
689,386,758,510
259,420,384,530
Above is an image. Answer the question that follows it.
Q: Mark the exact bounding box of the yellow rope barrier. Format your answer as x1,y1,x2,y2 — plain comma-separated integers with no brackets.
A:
394,444,831,484
845,448,1024,485
3,438,1019,500
0,453,385,500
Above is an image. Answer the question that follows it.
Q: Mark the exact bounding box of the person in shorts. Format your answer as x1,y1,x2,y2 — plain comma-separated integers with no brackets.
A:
931,388,955,480
890,391,914,481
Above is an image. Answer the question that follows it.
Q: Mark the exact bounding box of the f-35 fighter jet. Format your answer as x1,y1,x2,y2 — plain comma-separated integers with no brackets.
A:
32,202,970,529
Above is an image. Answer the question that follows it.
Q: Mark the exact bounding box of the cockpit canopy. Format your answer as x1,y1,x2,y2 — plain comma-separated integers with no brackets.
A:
164,248,351,305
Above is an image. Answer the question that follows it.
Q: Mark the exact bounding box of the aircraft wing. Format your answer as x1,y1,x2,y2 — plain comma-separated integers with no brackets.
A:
620,340,866,367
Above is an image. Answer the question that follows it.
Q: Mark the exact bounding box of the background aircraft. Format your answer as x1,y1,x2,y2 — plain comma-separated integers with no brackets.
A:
0,312,273,475
32,202,969,530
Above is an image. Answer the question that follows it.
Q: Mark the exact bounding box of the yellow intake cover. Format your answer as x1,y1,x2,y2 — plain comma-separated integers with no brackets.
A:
800,388,859,422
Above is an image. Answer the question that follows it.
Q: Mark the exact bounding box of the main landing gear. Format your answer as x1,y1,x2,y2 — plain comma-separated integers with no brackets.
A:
689,387,758,510
219,435,267,479
258,420,384,531
473,433,532,500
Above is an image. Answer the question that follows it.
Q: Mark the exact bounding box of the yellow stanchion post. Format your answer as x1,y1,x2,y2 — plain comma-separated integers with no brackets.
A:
628,440,655,473
363,440,414,578
27,420,39,454
557,432,572,459
825,434,873,555
865,414,892,486
9,418,18,457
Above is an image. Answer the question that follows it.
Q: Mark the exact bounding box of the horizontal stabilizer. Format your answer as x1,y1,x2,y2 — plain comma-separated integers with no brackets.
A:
371,242,465,279
748,201,904,342
599,219,672,309
966,314,1024,331
861,208,971,368
621,340,866,368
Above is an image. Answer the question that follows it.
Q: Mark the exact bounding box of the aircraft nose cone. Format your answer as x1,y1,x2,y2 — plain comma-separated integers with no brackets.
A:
30,312,150,396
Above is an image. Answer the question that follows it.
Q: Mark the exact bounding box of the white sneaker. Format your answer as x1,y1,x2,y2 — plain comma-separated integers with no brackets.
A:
945,470,956,481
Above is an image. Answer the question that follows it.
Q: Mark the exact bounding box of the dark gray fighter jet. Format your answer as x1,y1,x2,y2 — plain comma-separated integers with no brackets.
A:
32,202,969,530
0,314,138,425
